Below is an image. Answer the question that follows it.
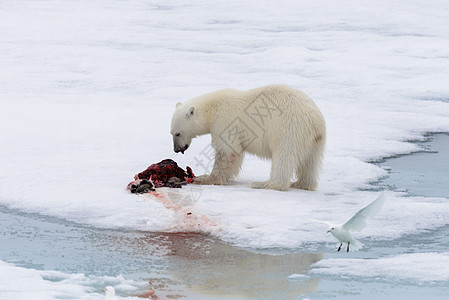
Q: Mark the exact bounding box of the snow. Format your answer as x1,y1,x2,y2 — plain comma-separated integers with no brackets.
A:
311,252,449,283
1,0,449,297
287,273,310,281
0,259,143,300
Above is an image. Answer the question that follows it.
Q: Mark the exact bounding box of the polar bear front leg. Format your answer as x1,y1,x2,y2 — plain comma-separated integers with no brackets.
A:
251,151,294,191
194,151,243,185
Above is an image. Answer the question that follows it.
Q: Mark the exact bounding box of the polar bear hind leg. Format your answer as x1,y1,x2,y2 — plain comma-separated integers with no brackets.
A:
291,136,324,191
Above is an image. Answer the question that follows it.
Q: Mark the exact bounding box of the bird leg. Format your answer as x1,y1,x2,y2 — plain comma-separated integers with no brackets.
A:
347,242,350,252
337,243,342,251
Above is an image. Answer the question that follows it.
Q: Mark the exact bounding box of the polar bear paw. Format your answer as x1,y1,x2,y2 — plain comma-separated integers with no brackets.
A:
194,175,224,185
251,180,289,191
290,181,317,191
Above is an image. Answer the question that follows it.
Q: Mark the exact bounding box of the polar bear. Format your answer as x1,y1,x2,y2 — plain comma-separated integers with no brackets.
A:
170,84,326,191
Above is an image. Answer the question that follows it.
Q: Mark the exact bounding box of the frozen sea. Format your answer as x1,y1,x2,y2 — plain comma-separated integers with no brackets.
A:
1,0,449,299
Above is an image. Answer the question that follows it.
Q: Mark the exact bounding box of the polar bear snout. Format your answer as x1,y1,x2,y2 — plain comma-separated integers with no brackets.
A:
174,143,189,154
172,131,191,154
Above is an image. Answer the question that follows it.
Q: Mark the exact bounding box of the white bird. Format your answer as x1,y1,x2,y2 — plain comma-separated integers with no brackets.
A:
104,286,118,300
313,192,386,252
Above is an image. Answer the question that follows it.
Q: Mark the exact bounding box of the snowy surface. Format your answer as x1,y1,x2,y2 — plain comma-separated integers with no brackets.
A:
0,259,143,300
311,252,449,283
1,0,449,298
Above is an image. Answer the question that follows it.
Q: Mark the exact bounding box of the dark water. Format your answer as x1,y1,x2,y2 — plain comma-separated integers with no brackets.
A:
0,205,322,299
376,133,449,198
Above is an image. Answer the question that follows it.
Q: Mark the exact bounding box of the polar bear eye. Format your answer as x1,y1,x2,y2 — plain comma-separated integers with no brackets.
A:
175,132,181,137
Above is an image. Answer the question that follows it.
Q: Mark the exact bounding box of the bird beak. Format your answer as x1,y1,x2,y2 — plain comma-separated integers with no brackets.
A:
326,229,330,233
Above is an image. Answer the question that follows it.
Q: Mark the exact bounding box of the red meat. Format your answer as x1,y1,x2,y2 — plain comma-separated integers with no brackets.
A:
133,159,195,188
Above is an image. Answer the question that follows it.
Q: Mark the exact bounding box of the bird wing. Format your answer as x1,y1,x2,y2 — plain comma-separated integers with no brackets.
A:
343,193,386,232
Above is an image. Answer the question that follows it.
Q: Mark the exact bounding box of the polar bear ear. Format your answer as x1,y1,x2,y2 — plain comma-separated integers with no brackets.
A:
176,102,182,109
186,106,195,118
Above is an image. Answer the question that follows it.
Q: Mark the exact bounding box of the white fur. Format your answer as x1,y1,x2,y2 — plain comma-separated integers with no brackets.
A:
170,84,326,191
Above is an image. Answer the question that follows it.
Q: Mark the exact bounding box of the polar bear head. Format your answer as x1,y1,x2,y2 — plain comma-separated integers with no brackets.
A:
170,102,197,154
